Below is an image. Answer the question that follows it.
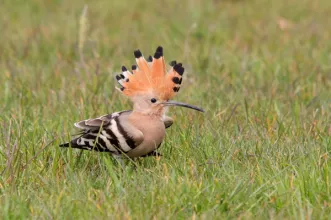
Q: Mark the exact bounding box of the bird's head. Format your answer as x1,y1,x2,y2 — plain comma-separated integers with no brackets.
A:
115,46,204,116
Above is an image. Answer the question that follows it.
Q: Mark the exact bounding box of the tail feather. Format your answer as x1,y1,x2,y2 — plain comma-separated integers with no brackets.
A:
59,138,111,152
59,139,84,149
59,142,70,147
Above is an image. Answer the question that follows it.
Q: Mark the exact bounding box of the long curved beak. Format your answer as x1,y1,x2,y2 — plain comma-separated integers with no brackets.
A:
162,100,205,112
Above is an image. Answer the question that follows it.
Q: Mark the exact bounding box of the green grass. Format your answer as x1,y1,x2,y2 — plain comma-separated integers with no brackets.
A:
1,0,331,218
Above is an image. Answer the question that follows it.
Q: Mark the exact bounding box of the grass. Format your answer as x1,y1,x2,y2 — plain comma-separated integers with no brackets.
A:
1,0,331,218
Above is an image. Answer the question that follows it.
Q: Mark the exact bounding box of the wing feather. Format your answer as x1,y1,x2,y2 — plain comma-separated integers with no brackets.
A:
61,110,144,154
74,111,130,130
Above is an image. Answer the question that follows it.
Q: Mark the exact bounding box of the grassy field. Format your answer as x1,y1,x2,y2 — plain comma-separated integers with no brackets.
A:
1,0,331,219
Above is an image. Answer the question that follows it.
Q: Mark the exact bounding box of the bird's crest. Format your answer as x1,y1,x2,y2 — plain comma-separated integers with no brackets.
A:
116,46,184,100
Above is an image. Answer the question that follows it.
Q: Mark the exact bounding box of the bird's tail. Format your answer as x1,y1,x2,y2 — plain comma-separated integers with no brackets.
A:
59,139,81,149
59,138,111,152
59,142,70,147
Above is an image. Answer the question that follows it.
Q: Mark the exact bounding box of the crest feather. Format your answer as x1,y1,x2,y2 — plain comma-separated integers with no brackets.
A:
115,46,184,100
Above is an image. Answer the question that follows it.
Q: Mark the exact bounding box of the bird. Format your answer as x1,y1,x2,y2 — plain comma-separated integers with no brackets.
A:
59,46,204,160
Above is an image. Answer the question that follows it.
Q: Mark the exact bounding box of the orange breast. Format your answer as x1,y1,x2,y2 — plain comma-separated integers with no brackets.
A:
126,113,166,157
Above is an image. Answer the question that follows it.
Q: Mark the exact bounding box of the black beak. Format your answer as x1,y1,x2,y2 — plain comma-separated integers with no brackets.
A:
162,100,204,112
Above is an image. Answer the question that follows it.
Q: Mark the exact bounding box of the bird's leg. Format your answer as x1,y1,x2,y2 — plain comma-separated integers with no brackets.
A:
163,116,174,129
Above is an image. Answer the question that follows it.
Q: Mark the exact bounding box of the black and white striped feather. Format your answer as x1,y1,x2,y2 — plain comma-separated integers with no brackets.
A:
60,110,138,155
60,111,173,156
115,66,132,91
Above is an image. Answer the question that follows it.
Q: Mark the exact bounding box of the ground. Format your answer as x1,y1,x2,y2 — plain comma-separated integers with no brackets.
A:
0,0,331,219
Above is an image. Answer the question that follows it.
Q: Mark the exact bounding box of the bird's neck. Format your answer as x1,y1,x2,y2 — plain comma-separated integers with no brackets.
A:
132,110,163,119
132,106,165,119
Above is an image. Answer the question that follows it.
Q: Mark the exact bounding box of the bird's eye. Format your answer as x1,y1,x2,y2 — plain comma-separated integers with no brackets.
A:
151,98,157,103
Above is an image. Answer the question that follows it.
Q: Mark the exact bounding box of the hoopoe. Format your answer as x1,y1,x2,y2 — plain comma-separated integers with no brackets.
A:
60,46,204,158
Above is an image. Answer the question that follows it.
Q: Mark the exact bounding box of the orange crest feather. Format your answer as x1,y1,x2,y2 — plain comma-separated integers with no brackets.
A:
115,46,184,100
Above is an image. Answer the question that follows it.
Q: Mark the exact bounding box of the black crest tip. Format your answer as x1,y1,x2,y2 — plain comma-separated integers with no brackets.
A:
169,60,177,67
156,46,163,54
122,66,127,72
134,50,142,58
173,64,184,75
120,87,125,91
172,77,180,84
132,65,137,70
154,52,161,59
173,87,180,92
116,75,121,81
147,55,153,62
120,74,125,79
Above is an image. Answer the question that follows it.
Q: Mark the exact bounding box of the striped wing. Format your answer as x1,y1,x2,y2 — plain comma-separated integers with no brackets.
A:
61,110,144,154
74,111,129,129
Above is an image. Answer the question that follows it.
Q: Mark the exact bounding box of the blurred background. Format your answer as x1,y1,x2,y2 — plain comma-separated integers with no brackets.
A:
0,0,331,218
